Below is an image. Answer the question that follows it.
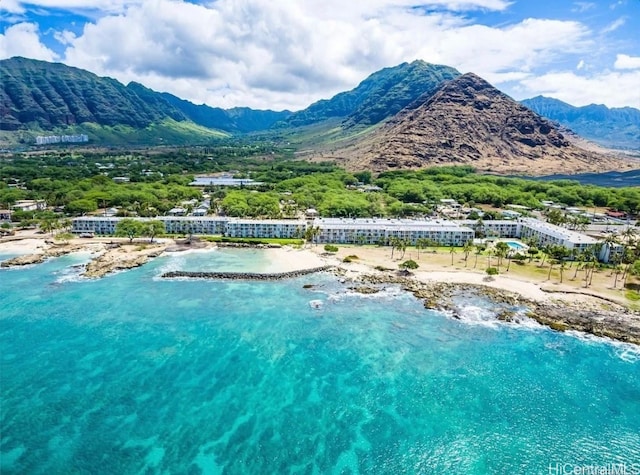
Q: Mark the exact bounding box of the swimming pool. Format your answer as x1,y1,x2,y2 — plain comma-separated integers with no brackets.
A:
505,241,526,250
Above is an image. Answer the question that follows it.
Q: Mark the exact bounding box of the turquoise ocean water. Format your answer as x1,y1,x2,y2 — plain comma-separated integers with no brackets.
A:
1,249,639,474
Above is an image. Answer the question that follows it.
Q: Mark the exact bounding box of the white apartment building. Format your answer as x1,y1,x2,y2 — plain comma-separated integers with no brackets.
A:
224,219,305,239
71,216,228,235
313,218,474,246
518,218,599,253
71,215,621,262
460,220,520,238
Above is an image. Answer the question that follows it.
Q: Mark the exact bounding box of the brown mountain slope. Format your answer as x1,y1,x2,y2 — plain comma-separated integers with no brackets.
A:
317,73,636,175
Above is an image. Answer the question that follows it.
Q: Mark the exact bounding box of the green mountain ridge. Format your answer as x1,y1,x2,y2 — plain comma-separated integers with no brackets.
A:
2,56,638,152
282,60,460,128
159,92,291,133
0,57,289,144
520,96,640,150
1,57,186,131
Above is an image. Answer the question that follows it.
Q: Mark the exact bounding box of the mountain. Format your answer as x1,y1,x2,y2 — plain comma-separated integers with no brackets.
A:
0,57,186,131
159,93,290,133
0,57,288,144
521,96,640,150
322,73,632,175
282,60,460,128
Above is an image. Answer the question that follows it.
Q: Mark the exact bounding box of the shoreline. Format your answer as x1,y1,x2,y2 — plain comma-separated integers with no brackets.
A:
2,233,639,345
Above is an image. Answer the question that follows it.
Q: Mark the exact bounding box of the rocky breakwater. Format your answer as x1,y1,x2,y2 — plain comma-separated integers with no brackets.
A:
1,244,87,268
83,243,167,278
162,266,333,280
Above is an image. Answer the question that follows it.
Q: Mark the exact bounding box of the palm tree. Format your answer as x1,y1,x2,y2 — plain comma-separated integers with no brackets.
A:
558,260,567,283
486,247,494,269
39,217,58,236
494,242,509,271
416,238,428,260
538,244,552,268
473,243,485,269
462,240,473,267
450,245,456,266
399,239,407,259
572,250,586,280
389,237,399,259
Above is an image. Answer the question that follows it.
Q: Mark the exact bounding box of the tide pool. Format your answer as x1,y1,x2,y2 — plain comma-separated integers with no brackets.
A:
1,250,639,474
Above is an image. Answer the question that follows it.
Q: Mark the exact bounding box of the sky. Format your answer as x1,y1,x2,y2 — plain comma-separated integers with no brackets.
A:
1,0,639,111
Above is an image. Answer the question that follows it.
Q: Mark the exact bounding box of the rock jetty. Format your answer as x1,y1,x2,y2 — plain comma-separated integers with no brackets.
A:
162,266,333,280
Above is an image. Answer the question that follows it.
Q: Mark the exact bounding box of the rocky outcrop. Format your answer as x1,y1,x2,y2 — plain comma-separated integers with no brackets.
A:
354,272,640,345
330,73,631,175
82,244,166,278
529,304,640,345
0,244,86,268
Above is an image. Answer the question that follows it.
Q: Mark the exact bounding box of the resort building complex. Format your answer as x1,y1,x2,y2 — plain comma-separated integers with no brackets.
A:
314,218,474,246
71,216,613,259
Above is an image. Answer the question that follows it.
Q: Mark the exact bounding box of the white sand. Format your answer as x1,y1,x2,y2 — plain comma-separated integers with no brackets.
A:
261,246,329,273
0,238,49,254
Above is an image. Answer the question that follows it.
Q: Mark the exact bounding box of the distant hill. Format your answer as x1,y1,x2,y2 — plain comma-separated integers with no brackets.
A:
282,60,460,128
321,73,632,175
160,93,290,133
521,96,640,150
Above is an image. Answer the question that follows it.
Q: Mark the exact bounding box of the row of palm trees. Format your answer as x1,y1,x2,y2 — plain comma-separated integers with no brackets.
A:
383,229,640,291
39,217,73,236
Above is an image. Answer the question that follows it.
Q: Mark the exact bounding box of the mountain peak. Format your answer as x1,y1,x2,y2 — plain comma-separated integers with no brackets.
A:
282,60,460,128
326,73,629,175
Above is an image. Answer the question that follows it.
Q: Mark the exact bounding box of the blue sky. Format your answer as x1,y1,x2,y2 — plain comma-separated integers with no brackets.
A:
1,0,639,110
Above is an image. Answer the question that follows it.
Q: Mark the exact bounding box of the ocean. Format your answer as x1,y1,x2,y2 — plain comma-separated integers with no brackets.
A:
1,249,639,474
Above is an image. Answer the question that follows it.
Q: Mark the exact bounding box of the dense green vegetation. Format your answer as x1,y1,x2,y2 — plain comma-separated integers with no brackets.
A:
375,166,640,212
2,148,639,226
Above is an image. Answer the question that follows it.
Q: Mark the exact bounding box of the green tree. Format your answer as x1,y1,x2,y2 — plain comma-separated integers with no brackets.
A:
485,267,499,279
142,220,165,243
115,219,144,243
399,259,419,271
66,199,98,215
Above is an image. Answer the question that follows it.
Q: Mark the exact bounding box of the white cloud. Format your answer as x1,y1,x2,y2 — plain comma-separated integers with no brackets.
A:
517,70,640,108
614,54,640,70
0,0,25,14
572,2,596,13
577,59,585,70
5,1,143,14
600,16,626,33
55,0,596,110
53,29,76,46
0,22,57,61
